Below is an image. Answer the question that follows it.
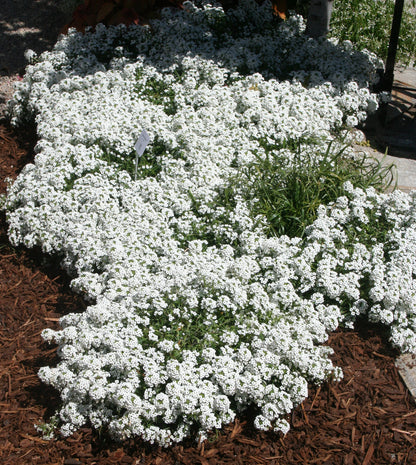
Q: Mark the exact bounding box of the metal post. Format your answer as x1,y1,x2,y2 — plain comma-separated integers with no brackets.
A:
380,0,405,92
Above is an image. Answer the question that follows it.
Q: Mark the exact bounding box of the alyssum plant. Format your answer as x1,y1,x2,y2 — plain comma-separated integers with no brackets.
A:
4,0,416,447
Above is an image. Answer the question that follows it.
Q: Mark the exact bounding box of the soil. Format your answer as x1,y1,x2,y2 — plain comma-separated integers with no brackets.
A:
1,1,416,464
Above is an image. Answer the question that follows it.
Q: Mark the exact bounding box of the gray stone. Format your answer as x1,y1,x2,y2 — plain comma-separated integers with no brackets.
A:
396,354,416,398
359,66,416,192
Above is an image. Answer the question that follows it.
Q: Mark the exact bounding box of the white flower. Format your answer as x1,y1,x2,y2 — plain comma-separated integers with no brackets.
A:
5,0,412,446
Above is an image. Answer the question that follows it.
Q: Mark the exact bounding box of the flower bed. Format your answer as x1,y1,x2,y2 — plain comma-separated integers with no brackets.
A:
3,0,416,446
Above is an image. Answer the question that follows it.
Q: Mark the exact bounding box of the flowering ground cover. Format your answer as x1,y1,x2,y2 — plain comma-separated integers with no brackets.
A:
2,123,416,465
3,0,416,447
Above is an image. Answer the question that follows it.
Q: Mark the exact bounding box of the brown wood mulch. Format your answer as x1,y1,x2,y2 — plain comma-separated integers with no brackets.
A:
1,120,416,465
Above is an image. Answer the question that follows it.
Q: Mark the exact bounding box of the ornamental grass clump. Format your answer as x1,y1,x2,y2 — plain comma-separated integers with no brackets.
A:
240,139,395,238
4,0,416,446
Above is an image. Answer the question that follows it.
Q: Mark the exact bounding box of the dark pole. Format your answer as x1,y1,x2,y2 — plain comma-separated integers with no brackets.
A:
380,0,405,92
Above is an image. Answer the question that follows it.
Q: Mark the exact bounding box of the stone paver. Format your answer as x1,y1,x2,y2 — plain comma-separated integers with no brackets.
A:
362,66,416,191
396,354,416,397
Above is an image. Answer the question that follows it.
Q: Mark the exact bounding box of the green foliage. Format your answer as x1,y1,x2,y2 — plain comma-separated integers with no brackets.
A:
35,415,59,440
330,0,416,66
240,141,395,238
135,69,178,115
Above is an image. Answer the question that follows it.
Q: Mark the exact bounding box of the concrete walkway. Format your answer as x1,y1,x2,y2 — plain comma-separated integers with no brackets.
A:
362,67,416,192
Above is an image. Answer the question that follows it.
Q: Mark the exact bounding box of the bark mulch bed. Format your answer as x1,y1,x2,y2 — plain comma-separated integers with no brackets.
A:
1,121,416,464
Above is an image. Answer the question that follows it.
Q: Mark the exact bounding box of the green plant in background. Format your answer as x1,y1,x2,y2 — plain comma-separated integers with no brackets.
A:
330,0,416,66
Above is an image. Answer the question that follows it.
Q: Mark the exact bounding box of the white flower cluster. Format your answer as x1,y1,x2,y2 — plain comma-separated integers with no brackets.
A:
4,0,410,446
297,182,416,353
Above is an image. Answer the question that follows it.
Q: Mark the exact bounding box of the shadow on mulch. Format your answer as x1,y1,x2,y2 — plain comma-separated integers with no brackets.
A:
1,122,416,464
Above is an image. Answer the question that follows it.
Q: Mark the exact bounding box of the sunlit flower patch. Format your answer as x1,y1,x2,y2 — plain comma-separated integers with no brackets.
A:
4,0,416,446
